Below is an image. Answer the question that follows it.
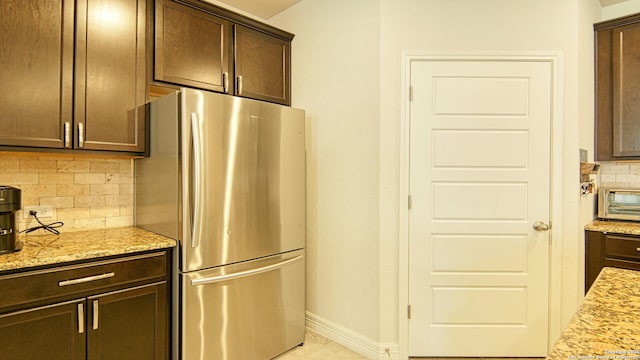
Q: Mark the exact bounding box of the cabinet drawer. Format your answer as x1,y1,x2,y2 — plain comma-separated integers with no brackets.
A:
0,251,167,312
604,234,640,260
605,257,640,271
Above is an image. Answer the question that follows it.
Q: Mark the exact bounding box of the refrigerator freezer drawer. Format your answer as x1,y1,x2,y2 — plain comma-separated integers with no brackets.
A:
181,249,305,360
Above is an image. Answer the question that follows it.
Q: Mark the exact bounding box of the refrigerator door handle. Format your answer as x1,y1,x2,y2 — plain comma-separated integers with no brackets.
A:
190,255,303,285
190,112,205,248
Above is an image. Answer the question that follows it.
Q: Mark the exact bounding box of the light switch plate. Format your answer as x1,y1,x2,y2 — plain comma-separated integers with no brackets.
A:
580,148,588,163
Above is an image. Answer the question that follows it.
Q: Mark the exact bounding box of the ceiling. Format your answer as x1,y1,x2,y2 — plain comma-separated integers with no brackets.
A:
213,0,631,19
215,0,301,18
600,0,631,6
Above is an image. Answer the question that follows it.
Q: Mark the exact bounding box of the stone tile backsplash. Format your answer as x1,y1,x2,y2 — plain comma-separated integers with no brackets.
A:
0,152,134,233
599,161,640,189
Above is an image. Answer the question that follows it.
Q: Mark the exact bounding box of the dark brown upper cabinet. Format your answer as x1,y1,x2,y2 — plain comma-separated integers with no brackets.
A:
0,0,74,148
152,0,294,106
0,0,148,154
75,0,149,153
234,24,291,105
595,13,640,160
155,0,232,93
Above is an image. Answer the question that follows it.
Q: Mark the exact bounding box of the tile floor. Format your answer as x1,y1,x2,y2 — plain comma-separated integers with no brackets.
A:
274,331,367,359
274,331,544,360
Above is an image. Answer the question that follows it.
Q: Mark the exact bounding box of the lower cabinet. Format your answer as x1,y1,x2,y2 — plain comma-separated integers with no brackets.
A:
0,251,170,360
0,300,86,360
87,283,167,359
585,230,640,292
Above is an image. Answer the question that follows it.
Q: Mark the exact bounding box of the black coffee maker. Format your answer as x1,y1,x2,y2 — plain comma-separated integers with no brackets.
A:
0,186,22,254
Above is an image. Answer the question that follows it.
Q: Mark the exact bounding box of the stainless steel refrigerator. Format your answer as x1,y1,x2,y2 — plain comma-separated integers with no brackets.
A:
134,88,306,360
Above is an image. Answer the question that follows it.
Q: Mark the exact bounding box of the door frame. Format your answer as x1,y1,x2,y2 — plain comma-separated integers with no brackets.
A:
397,52,564,360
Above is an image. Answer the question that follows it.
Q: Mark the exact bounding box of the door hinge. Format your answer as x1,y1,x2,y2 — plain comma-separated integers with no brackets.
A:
408,195,412,210
409,86,414,102
407,305,412,319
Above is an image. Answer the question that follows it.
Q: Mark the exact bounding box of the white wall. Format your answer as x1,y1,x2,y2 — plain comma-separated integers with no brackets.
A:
578,0,603,305
270,0,382,347
272,0,603,358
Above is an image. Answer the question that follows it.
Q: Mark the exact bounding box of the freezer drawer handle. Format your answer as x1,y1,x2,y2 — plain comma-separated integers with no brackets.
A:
191,255,303,285
58,272,115,287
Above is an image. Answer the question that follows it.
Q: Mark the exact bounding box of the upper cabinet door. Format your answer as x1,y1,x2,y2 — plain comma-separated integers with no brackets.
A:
595,14,640,160
75,0,148,153
0,0,74,149
612,22,640,158
234,25,291,105
155,0,232,93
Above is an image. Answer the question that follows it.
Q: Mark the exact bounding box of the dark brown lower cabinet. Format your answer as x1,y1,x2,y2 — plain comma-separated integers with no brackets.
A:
0,300,86,360
88,283,167,360
585,230,640,292
0,251,170,360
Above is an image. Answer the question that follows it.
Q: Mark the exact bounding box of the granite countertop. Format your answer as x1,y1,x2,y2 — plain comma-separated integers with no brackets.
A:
547,267,640,359
0,227,176,273
586,220,640,235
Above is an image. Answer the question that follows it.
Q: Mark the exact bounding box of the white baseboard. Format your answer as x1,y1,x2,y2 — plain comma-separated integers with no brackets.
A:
305,311,399,360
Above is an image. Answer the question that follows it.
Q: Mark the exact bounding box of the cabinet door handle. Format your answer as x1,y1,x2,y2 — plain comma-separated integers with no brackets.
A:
64,122,72,148
223,72,229,93
58,272,115,287
78,303,85,334
78,122,85,148
637,247,640,252
92,300,99,330
237,75,243,95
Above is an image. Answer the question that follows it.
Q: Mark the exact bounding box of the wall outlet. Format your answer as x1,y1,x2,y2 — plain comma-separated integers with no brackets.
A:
23,205,55,219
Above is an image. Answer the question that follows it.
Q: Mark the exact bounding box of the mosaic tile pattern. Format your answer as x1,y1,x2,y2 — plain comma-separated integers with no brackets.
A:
0,227,176,272
546,267,640,359
599,162,640,189
0,152,135,233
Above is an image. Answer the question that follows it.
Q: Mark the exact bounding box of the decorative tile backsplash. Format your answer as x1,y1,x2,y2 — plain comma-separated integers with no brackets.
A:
599,162,640,189
0,152,134,233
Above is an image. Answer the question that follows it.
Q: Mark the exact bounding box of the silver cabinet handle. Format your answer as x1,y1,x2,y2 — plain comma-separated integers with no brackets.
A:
191,255,303,285
58,272,115,287
78,303,85,334
533,221,550,232
78,122,85,148
223,72,229,93
190,112,204,249
637,247,640,252
237,75,243,94
92,300,99,330
64,122,71,148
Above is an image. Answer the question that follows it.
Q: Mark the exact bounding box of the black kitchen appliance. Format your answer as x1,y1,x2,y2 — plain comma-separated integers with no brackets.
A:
0,186,22,254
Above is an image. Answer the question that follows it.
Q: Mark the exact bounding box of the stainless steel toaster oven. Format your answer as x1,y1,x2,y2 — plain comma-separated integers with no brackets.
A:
598,188,640,221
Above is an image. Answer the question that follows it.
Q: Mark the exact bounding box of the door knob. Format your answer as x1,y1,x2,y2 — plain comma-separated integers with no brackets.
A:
533,221,550,231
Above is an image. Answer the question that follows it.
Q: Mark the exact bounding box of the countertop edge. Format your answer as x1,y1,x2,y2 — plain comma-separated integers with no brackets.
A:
585,219,640,235
0,226,177,273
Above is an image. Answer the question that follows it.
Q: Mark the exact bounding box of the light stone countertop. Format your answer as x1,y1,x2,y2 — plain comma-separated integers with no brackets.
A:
546,267,640,359
0,227,176,273
585,220,640,235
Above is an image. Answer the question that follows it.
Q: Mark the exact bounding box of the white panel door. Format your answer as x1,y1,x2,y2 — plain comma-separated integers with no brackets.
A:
408,60,551,357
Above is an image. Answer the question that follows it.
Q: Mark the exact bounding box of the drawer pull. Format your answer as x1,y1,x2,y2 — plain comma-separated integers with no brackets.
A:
78,303,84,334
58,272,115,287
637,247,640,252
92,300,99,330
